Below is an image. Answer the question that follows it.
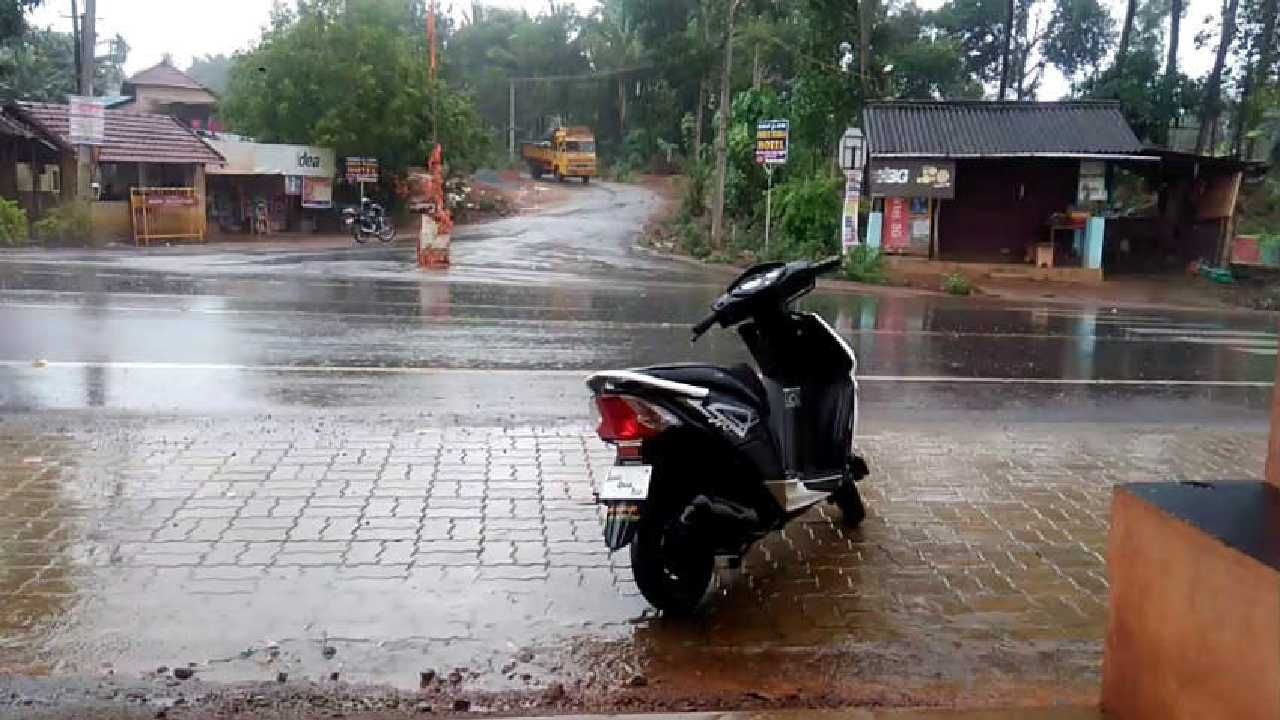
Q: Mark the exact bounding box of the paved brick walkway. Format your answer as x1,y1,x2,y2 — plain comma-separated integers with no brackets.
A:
0,414,1266,705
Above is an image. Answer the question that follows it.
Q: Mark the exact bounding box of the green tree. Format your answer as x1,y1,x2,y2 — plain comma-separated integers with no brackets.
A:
0,0,39,44
0,27,127,101
887,38,984,99
1231,0,1278,155
583,0,648,141
445,4,597,153
1195,0,1241,154
221,0,490,176
929,0,1008,84
1043,0,1117,80
186,53,232,94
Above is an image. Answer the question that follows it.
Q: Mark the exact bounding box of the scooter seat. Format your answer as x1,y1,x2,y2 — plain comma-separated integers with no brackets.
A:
638,363,769,416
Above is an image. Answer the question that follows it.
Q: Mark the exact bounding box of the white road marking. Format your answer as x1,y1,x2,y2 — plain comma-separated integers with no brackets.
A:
1175,337,1279,347
0,360,1270,387
1125,327,1278,338
0,300,1270,346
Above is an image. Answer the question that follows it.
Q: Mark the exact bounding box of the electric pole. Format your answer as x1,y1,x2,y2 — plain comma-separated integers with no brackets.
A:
80,0,95,96
70,0,81,93
75,0,95,200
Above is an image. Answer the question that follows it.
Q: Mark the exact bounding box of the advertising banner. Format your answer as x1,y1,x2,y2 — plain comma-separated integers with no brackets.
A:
869,159,956,198
840,170,862,250
67,96,105,145
884,197,910,251
302,177,333,209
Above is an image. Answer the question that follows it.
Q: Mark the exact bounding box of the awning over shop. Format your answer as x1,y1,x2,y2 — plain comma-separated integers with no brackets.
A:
205,138,335,178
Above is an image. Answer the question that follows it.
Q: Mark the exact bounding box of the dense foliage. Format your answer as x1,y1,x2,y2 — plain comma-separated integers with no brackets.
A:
2,0,1277,257
220,0,491,177
31,200,92,245
185,53,232,95
0,196,27,246
0,26,128,101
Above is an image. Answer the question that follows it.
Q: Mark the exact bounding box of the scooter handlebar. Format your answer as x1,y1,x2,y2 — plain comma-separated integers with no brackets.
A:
690,312,718,342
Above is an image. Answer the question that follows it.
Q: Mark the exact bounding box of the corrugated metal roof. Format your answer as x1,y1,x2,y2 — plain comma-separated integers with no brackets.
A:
20,102,223,164
864,101,1145,158
124,62,212,92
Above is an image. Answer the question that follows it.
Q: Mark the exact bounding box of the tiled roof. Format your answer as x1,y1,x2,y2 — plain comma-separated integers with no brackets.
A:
124,62,212,92
20,102,223,164
0,109,36,139
0,103,74,151
865,101,1145,158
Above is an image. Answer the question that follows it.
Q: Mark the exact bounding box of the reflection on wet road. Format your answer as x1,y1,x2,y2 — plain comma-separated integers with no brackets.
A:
0,179,1272,713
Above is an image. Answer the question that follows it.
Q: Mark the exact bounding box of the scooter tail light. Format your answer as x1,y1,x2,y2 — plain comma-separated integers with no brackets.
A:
593,395,676,443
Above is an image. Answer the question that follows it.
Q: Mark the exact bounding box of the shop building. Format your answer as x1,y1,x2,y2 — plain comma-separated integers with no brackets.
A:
204,136,336,236
863,101,1154,281
0,103,73,224
21,101,224,243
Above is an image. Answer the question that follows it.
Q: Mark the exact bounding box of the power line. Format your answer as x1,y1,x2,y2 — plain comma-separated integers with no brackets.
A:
509,66,654,83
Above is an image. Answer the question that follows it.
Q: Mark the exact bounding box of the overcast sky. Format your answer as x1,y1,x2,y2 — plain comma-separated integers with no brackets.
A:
29,0,1216,100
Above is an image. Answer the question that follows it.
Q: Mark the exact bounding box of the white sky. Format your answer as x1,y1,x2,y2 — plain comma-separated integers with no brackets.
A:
29,0,1215,99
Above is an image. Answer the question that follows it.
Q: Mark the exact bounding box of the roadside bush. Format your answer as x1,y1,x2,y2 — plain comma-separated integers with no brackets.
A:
607,160,637,183
680,157,711,218
771,174,841,260
942,272,973,296
32,200,94,246
0,198,28,246
679,219,711,259
842,245,886,284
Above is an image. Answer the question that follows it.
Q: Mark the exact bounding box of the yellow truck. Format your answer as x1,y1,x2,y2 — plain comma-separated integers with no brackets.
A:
521,126,597,183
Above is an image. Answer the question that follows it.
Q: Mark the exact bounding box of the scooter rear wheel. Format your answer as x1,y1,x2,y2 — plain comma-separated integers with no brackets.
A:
630,504,714,615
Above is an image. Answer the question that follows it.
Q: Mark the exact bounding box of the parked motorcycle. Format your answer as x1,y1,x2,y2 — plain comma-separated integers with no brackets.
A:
587,257,869,614
343,198,397,244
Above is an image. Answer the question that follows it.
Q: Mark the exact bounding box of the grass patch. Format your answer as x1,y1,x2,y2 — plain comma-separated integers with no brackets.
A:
942,272,973,295
841,245,886,284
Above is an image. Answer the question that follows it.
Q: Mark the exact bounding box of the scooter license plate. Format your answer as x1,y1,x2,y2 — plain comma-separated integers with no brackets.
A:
599,464,652,500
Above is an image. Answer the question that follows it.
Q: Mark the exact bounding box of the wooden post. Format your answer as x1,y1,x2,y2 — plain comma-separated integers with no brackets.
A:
194,164,206,241
509,80,516,161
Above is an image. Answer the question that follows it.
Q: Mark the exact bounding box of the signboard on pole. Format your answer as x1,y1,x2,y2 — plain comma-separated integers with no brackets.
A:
754,120,789,166
344,157,379,183
67,96,105,145
841,170,862,250
868,159,955,198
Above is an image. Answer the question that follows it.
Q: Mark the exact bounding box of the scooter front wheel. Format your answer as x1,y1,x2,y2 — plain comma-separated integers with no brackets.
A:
630,504,714,615
830,481,866,528
378,225,397,243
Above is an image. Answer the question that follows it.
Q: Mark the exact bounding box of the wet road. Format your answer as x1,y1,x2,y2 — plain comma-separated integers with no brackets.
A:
0,179,1275,715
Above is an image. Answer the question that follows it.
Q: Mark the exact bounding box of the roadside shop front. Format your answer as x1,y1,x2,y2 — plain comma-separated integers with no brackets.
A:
204,137,336,236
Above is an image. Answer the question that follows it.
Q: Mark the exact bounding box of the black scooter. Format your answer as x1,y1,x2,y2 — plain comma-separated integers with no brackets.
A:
587,257,869,614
